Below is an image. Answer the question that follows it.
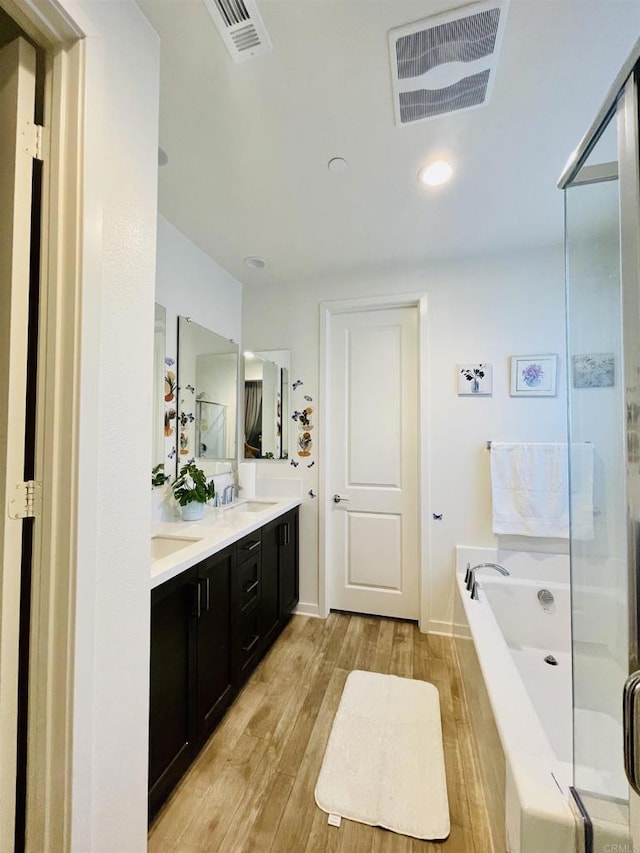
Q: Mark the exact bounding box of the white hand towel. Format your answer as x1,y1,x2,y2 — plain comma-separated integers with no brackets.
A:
568,442,594,539
491,443,571,538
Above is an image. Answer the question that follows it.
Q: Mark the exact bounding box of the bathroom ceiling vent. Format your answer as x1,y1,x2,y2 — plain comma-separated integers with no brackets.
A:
203,0,272,63
388,0,508,126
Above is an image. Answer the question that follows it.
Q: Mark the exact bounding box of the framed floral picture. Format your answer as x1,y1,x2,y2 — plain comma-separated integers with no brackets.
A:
457,363,492,396
510,354,558,397
572,353,615,388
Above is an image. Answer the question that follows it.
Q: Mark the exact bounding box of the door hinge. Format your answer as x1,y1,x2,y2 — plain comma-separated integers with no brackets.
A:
23,121,45,161
8,481,42,519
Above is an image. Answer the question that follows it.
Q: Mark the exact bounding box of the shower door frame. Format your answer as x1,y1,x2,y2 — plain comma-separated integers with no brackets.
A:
559,39,640,849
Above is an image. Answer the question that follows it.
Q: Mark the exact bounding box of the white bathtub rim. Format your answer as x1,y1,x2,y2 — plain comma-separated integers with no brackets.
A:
457,576,558,762
455,576,575,833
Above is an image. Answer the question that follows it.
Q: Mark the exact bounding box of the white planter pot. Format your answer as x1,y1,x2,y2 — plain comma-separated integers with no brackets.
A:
180,501,205,521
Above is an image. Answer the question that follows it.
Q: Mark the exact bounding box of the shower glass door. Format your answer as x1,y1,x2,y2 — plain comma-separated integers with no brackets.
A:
563,64,640,848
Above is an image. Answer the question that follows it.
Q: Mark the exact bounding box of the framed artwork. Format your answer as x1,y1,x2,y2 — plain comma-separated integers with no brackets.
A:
572,353,614,388
510,354,558,397
458,363,492,396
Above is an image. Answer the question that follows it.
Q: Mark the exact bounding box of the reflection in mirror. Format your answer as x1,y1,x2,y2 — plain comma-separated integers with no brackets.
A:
152,304,167,484
177,316,238,468
243,350,290,460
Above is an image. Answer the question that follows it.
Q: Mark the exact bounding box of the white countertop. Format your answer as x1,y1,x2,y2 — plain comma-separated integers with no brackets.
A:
150,497,302,589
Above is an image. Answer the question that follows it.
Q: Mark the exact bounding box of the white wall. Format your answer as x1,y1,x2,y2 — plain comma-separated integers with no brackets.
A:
155,214,243,475
156,213,242,361
55,1,160,850
242,246,568,631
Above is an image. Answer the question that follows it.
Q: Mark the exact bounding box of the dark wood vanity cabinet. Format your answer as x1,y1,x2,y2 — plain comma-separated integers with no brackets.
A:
232,530,262,686
260,521,281,652
149,546,235,819
261,508,299,653
149,507,299,820
279,508,299,617
148,566,198,817
196,547,234,743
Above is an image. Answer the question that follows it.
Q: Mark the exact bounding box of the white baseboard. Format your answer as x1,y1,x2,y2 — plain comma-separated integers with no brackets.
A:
294,602,321,618
427,619,454,637
452,622,472,640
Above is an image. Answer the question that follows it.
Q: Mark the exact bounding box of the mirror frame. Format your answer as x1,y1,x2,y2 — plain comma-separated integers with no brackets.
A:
152,303,167,484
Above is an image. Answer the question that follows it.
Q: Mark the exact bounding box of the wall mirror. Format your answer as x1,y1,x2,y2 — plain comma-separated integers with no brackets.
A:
177,316,238,467
152,303,166,481
243,350,289,460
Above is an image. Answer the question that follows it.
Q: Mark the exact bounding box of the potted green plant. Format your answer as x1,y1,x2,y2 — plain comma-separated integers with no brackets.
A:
171,462,215,521
151,463,168,487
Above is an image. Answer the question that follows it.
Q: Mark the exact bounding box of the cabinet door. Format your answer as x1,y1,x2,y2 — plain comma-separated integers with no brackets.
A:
196,547,234,743
279,508,299,617
149,568,198,819
261,518,281,652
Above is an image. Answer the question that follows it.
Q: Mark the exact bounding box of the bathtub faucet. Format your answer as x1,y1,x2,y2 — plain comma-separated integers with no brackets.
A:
464,562,510,600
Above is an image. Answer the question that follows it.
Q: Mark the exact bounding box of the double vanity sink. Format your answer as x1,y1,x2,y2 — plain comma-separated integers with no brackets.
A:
150,535,201,561
149,494,301,818
150,497,298,587
150,500,277,560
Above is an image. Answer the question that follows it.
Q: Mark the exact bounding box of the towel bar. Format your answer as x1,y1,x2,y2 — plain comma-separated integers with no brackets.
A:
486,440,592,450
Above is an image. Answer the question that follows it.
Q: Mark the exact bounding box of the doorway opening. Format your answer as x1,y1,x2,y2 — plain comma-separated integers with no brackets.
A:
0,2,84,850
319,294,429,628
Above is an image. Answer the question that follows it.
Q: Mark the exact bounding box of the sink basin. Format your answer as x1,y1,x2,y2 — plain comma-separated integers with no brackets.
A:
151,535,202,560
229,500,276,513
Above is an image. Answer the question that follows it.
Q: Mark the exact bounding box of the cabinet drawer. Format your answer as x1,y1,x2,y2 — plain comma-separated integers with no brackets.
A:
234,553,261,615
233,606,261,683
236,529,261,563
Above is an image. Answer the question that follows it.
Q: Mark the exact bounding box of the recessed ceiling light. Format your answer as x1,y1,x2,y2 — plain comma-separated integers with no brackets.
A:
418,160,453,187
244,351,255,359
328,157,347,173
244,256,267,269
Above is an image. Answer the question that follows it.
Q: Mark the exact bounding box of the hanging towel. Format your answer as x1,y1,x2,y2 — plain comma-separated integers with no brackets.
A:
490,442,593,538
567,442,594,539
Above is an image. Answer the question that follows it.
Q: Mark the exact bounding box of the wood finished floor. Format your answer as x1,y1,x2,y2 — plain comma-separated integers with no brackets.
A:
148,613,492,853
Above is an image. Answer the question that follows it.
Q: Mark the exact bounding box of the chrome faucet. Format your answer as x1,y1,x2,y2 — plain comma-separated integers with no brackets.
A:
464,562,510,600
222,484,237,505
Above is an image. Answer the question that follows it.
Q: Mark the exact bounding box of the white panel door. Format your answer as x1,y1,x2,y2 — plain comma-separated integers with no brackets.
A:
329,306,419,619
0,37,37,853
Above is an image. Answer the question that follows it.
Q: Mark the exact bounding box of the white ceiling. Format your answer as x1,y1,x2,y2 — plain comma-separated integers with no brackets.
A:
139,0,640,286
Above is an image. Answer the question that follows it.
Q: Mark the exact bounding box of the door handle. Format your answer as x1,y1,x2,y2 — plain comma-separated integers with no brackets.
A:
623,670,640,796
279,522,290,546
333,494,350,504
242,634,260,654
190,580,201,619
244,579,259,595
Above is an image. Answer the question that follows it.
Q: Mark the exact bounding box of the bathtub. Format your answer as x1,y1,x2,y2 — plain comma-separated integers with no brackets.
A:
454,546,576,853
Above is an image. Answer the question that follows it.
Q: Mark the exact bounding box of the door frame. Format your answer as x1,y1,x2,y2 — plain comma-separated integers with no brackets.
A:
0,1,85,850
319,293,430,630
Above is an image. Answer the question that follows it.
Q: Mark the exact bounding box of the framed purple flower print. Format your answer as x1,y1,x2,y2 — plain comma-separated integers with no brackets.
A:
510,354,558,397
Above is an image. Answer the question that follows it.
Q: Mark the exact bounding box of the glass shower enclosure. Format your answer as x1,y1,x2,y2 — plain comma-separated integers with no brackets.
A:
561,42,640,850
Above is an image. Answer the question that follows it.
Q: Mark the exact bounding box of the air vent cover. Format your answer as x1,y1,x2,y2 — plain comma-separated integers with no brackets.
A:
389,1,508,125
204,0,272,63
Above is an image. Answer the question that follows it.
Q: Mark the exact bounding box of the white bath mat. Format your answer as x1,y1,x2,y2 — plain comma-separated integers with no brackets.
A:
314,670,450,840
